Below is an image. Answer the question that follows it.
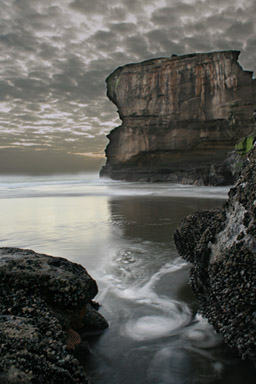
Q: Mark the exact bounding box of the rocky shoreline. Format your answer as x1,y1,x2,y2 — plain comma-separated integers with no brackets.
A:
0,248,108,384
1,151,255,383
174,145,256,362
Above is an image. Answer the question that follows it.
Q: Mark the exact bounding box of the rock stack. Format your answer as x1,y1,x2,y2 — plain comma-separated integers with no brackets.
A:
101,50,256,185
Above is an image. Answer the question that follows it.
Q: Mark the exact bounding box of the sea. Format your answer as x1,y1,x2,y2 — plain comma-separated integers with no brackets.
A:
0,173,255,384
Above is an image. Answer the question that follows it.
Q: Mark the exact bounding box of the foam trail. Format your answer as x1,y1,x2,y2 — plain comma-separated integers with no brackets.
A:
182,314,223,350
97,256,192,341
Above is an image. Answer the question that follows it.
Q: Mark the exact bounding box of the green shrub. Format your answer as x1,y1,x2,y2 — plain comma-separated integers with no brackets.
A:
235,136,254,155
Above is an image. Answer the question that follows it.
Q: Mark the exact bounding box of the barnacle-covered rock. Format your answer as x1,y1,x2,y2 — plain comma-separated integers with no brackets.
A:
0,248,108,384
174,146,256,362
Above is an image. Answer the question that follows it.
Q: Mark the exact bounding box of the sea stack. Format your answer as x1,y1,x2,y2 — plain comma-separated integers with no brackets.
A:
101,50,256,184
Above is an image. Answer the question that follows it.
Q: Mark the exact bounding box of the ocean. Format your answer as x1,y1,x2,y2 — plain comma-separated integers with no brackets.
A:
0,173,255,384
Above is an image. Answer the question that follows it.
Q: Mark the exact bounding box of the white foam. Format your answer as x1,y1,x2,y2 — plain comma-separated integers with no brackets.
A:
121,314,188,341
104,258,189,313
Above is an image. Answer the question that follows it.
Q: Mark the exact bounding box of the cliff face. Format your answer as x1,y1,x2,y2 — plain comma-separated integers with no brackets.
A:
174,146,256,362
101,50,256,184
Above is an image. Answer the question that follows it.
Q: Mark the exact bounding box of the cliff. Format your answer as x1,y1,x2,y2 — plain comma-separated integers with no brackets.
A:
100,50,256,184
0,248,108,384
174,145,256,362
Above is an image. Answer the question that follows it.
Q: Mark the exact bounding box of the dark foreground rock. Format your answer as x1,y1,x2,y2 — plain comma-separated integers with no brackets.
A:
0,248,108,384
174,146,256,362
101,50,256,185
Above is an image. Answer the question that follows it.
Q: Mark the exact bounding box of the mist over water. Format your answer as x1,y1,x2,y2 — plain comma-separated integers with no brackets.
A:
0,173,255,383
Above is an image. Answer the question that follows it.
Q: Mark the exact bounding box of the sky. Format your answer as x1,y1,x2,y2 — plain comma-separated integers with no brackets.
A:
0,0,255,173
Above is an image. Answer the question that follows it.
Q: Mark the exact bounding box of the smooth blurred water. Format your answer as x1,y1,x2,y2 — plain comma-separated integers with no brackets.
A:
0,173,255,384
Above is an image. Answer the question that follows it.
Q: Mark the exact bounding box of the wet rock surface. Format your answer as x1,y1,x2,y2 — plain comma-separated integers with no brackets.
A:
101,50,256,185
0,248,108,384
174,146,256,362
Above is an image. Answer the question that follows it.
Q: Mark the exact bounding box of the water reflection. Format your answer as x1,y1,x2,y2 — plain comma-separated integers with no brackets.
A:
0,195,111,270
86,196,256,384
107,196,225,242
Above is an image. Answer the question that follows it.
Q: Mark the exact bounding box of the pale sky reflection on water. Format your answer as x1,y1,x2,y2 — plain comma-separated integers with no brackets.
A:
0,195,111,271
0,173,228,274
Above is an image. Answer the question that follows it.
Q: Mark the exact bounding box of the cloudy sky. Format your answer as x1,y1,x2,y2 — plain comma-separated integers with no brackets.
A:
0,0,255,173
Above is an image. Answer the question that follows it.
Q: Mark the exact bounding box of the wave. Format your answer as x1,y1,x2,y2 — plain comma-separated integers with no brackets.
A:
0,173,229,199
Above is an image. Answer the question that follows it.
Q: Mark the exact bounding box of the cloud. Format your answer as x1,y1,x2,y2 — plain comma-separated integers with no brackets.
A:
0,147,105,173
124,35,151,58
70,0,109,15
151,5,194,26
0,0,255,172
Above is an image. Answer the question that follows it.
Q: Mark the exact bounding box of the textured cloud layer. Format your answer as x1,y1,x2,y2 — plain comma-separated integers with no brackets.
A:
0,0,255,171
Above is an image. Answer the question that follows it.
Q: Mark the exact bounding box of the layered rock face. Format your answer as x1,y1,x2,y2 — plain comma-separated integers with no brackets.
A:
101,50,256,184
174,146,256,362
0,248,108,384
